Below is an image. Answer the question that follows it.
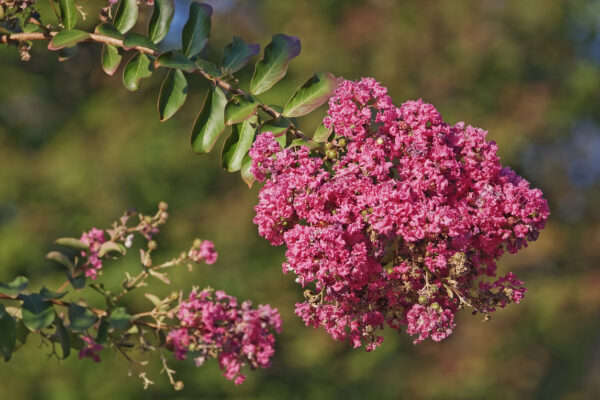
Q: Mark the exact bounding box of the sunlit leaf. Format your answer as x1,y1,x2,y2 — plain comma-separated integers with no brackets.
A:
114,0,138,34
158,69,188,121
101,44,122,76
191,86,227,153
154,51,196,73
122,52,154,91
48,29,90,51
250,34,301,95
54,237,89,251
122,32,159,52
283,72,341,117
224,95,259,125
0,276,28,297
59,0,77,30
94,23,122,39
221,36,260,73
182,2,212,58
222,116,258,172
148,0,174,44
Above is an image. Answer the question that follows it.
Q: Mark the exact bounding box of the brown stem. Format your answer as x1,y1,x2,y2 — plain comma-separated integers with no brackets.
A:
0,292,108,317
0,30,313,141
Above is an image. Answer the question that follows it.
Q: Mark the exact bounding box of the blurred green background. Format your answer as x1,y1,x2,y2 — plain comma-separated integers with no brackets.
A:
1,0,600,399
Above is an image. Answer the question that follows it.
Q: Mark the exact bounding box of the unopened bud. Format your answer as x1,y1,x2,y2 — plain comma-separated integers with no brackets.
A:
430,302,440,311
148,240,157,250
174,381,184,391
193,238,202,248
158,201,168,211
338,138,347,147
418,295,427,305
376,137,384,145
326,150,337,159
324,143,333,151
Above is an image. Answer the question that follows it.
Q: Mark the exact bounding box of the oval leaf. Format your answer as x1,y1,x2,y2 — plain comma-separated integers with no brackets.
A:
123,52,154,92
95,23,122,39
191,86,228,153
240,154,255,188
98,241,126,258
48,29,90,50
96,319,110,344
182,2,212,58
224,95,258,125
56,317,71,359
158,69,188,121
0,309,16,361
283,72,341,117
19,294,55,331
259,117,291,147
46,251,74,271
221,36,260,73
195,58,221,77
40,287,68,300
313,122,333,142
154,51,196,73
0,276,28,296
59,0,77,30
222,116,258,172
54,237,89,251
250,34,301,95
101,44,122,76
114,0,138,34
109,307,133,330
148,0,174,44
68,304,97,332
66,270,86,290
122,32,159,52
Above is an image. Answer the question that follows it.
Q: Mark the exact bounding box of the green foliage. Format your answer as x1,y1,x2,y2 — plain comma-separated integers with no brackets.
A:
54,237,89,251
221,36,260,73
148,0,174,44
0,305,16,361
224,95,259,125
222,116,258,172
47,29,89,50
0,276,29,296
123,52,154,91
190,86,228,153
158,69,188,121
251,34,301,95
113,0,138,34
58,0,77,30
123,32,159,52
101,44,122,76
283,72,341,117
154,51,196,73
19,294,55,331
182,2,212,58
68,304,97,331
108,307,133,330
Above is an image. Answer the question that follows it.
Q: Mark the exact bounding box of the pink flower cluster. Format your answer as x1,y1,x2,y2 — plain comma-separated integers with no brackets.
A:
188,240,218,265
79,228,106,280
166,289,282,385
79,336,103,362
250,78,549,348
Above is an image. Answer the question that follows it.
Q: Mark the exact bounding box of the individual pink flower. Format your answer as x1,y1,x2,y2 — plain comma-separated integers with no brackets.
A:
188,240,218,265
78,336,103,362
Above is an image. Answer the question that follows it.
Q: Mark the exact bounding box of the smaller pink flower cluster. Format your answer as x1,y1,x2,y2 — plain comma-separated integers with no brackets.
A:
79,228,106,280
166,289,282,385
188,240,218,265
78,336,103,362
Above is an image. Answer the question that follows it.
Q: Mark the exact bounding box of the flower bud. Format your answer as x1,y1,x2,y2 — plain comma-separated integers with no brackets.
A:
338,138,347,147
418,295,427,305
148,240,157,250
326,150,337,159
430,302,440,311
376,137,384,145
324,143,333,151
158,201,168,211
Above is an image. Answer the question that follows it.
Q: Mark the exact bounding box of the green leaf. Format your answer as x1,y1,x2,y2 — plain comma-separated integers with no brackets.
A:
98,241,126,258
122,52,154,92
224,95,259,125
191,86,228,153
154,51,196,73
40,287,67,300
54,237,89,251
68,304,97,332
283,72,341,117
96,319,109,344
222,116,258,172
158,69,188,121
182,2,212,58
66,270,86,290
313,123,333,142
148,0,174,44
101,44,122,76
0,307,16,361
240,154,255,188
48,29,90,50
259,117,291,147
221,36,260,73
56,317,71,359
289,138,321,149
122,32,159,52
58,45,79,62
195,59,221,77
59,0,77,30
15,319,29,345
109,307,133,330
0,276,28,296
250,34,301,95
114,0,138,34
94,23,122,39
46,251,74,271
19,294,55,331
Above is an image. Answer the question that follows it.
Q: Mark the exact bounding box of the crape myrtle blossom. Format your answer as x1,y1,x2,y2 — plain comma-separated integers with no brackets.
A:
166,289,282,385
79,228,106,280
250,78,549,349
